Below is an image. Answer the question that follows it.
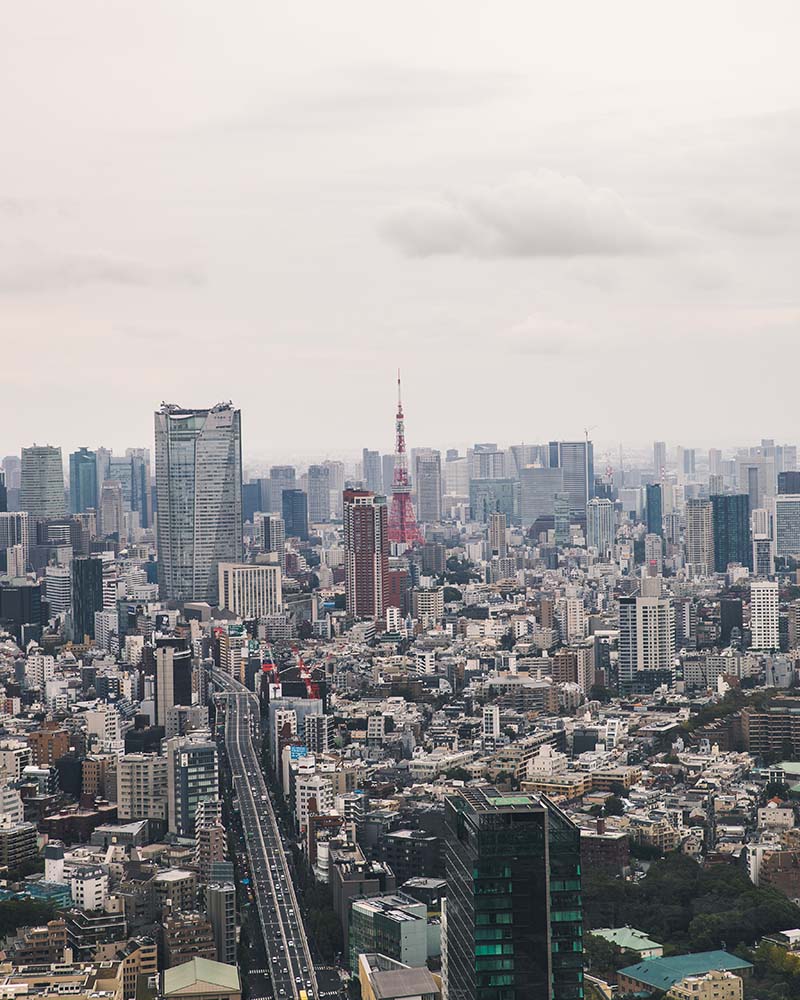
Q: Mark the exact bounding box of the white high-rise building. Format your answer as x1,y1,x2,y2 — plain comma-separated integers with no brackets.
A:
619,594,676,693
117,754,168,822
685,498,715,576
44,565,71,614
556,597,587,644
482,704,500,741
750,581,780,651
295,772,334,831
217,563,282,618
20,446,66,519
586,498,615,558
155,403,243,604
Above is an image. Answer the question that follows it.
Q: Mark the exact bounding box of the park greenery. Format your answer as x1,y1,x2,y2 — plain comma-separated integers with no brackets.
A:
583,853,800,955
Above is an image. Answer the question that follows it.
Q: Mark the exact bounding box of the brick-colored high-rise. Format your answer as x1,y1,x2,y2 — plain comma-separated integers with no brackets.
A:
343,489,388,621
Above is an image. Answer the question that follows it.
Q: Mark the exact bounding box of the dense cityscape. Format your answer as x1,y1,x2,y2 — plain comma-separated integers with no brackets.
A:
1,379,800,1000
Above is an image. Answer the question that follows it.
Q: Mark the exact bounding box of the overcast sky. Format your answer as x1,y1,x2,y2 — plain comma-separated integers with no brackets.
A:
2,2,800,463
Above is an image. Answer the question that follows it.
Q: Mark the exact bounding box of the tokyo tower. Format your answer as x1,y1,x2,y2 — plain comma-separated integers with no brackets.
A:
388,371,422,546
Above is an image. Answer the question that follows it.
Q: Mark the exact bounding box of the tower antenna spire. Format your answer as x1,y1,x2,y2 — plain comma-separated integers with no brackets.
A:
388,371,421,546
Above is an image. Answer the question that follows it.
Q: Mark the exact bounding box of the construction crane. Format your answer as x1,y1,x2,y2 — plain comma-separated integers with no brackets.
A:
291,645,321,700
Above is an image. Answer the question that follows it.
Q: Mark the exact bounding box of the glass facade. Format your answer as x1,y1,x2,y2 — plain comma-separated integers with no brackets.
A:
645,483,662,537
69,448,98,514
444,787,583,1000
711,493,751,571
774,495,800,560
155,404,243,604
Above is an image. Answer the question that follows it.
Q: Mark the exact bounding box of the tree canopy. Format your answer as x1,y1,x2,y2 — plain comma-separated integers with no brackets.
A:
583,852,800,955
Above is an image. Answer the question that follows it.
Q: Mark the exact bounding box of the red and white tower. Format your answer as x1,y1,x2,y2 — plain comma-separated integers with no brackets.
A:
388,371,422,546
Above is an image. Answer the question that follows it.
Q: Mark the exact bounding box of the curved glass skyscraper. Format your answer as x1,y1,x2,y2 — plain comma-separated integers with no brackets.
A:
155,402,242,604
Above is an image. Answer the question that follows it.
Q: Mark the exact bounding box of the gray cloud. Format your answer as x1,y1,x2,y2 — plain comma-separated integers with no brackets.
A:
381,170,666,258
0,252,203,294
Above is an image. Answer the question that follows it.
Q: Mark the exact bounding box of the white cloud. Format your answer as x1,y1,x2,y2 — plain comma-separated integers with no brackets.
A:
381,170,665,258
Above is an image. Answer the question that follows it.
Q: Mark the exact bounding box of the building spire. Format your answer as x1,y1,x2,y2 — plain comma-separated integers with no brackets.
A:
388,372,421,546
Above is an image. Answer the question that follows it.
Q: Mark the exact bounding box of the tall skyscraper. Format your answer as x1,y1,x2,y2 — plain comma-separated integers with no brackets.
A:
1,456,21,491
554,493,571,546
69,448,98,515
127,448,152,528
155,637,193,728
282,489,309,540
711,494,751,571
99,481,125,539
548,440,594,517
645,483,663,536
773,494,800,561
470,479,517,525
388,374,422,546
71,556,104,641
750,581,779,651
488,511,507,558
323,460,345,520
443,786,583,1000
520,466,563,527
20,446,66,519
653,441,666,478
685,498,715,576
708,447,723,478
469,445,506,480
269,465,296,511
307,465,331,523
344,489,389,620
94,446,111,500
255,512,285,569
0,471,6,514
586,497,615,557
361,450,382,494
619,590,676,693
154,403,243,604
415,450,442,524
778,471,800,495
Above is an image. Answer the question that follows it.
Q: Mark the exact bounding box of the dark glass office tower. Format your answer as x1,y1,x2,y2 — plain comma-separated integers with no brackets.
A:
778,471,800,494
720,598,743,647
444,786,583,1000
69,448,98,514
645,483,662,536
711,493,751,571
72,556,104,641
282,488,309,540
0,471,6,513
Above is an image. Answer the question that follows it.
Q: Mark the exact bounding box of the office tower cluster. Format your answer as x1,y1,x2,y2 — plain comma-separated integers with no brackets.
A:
3,387,800,1000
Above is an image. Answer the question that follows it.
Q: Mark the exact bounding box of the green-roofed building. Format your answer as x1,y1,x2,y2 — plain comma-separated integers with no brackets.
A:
162,958,241,1000
617,950,752,995
590,926,663,959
